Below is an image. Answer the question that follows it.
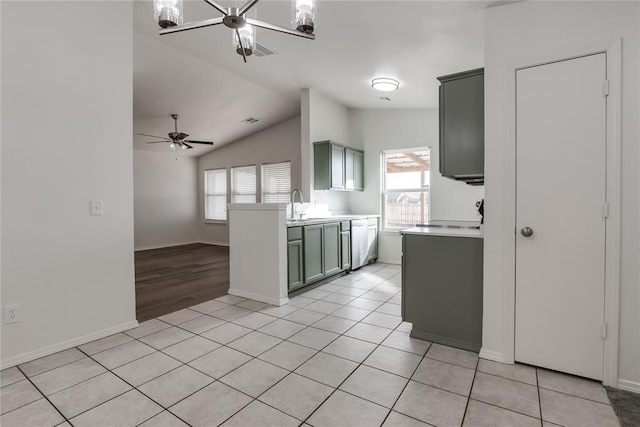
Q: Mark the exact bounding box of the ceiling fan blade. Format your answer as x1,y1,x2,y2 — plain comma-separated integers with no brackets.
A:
145,141,171,144
185,140,214,145
246,18,315,40
176,132,189,140
138,133,169,139
183,143,194,149
238,0,260,16
159,16,224,35
203,0,228,16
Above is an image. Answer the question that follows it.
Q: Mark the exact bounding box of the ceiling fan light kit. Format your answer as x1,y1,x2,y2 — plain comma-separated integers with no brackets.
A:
153,0,316,63
139,114,215,151
372,78,400,92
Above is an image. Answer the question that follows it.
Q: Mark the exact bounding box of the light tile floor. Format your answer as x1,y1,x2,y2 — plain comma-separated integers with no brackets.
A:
0,263,621,427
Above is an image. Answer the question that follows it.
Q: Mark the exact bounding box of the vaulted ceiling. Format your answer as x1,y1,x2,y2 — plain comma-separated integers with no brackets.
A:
133,0,494,156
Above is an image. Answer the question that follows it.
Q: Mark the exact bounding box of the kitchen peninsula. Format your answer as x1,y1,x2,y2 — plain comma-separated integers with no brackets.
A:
227,203,379,306
401,221,483,352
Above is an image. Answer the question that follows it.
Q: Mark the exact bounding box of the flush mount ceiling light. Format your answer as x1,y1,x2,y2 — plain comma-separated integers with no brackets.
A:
154,0,316,63
371,78,400,92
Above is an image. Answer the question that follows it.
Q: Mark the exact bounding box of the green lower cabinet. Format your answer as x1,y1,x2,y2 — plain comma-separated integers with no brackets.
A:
323,222,341,277
341,231,351,270
303,224,324,284
402,233,483,352
287,240,304,291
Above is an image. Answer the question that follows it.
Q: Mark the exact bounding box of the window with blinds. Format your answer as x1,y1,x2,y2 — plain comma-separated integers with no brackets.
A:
231,165,257,203
261,161,291,203
205,168,227,221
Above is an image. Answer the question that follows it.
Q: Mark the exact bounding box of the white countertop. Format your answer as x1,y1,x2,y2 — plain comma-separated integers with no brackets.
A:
401,226,483,239
286,215,379,227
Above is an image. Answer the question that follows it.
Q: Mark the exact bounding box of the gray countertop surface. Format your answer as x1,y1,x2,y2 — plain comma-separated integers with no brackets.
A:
400,226,483,239
286,215,380,227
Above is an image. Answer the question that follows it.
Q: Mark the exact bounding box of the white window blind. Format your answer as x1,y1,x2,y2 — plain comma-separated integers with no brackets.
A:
231,165,256,203
262,161,291,203
205,168,227,221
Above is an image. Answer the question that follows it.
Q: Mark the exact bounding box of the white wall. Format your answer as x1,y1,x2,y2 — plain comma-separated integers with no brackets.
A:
483,1,640,389
301,89,351,212
133,150,199,250
348,109,485,264
198,116,302,245
1,1,136,367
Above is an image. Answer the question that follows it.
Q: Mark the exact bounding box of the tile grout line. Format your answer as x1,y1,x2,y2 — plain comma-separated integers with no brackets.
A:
15,365,72,426
73,346,195,427
460,357,480,426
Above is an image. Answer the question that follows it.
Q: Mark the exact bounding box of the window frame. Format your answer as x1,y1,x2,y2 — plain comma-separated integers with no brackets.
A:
381,147,431,231
261,160,292,204
230,164,257,204
204,168,228,222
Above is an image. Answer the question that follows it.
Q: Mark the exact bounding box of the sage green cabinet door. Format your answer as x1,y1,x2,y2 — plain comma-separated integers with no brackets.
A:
288,240,304,291
324,222,342,277
341,231,351,270
303,224,324,284
331,144,345,189
354,150,364,191
437,68,484,182
344,148,364,191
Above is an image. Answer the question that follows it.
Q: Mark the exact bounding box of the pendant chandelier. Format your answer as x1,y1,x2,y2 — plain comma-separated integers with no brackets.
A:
153,0,316,63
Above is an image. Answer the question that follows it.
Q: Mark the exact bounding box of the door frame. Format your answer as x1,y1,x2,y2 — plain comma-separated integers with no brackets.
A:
499,39,622,386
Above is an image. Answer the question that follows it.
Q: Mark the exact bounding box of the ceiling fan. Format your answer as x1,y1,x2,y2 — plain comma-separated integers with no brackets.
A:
139,114,214,151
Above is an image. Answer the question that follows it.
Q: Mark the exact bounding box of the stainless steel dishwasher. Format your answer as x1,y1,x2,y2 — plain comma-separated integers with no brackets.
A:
350,219,368,270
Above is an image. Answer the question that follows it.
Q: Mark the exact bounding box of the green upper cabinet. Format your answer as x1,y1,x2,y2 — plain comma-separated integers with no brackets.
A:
344,148,364,191
437,68,484,185
314,141,364,191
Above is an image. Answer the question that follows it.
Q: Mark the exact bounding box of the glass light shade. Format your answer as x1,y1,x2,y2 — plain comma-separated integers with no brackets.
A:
293,0,315,34
154,0,183,28
372,78,400,92
233,22,256,57
169,142,176,150
181,143,188,150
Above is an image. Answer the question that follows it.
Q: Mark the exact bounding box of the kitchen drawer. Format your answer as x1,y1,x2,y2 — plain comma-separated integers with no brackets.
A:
367,218,378,227
287,226,302,242
341,221,350,231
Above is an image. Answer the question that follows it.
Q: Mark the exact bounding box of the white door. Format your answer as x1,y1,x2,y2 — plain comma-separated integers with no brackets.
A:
515,53,607,380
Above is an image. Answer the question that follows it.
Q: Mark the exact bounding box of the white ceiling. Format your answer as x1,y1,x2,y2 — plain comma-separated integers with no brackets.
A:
133,0,494,156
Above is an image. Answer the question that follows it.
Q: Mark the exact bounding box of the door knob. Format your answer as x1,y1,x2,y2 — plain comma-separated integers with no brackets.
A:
521,227,534,237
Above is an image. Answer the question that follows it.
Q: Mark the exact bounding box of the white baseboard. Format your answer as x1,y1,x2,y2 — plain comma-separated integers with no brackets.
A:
228,288,288,306
377,257,401,265
135,241,199,251
479,348,512,363
199,240,230,247
0,320,139,370
617,379,640,394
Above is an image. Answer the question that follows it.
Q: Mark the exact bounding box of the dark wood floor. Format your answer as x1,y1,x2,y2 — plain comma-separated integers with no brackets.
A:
135,243,230,322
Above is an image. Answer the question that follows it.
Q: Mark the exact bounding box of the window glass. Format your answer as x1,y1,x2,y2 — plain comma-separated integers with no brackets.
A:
262,161,291,203
205,168,227,220
231,165,257,203
383,149,430,229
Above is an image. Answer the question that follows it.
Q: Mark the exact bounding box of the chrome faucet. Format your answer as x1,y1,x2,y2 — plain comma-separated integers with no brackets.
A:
290,189,303,219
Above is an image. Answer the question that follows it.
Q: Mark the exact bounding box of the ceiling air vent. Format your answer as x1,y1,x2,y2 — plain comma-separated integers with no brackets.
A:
254,42,278,57
242,117,260,124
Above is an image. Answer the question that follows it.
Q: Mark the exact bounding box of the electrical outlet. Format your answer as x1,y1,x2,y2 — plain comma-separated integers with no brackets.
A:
5,304,21,324
90,199,103,216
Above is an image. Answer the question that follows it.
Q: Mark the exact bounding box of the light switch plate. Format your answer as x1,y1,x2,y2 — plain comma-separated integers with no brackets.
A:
90,199,103,216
